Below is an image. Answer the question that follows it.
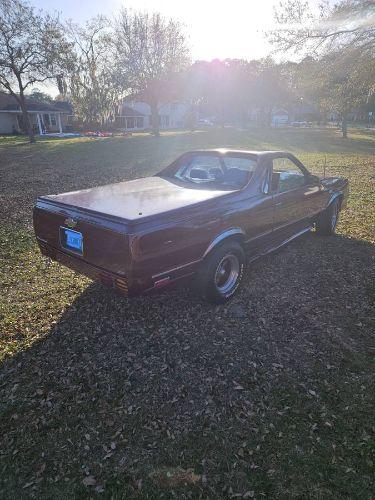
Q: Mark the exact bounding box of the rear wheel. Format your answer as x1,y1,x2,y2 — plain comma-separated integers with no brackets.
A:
316,198,340,235
196,241,245,304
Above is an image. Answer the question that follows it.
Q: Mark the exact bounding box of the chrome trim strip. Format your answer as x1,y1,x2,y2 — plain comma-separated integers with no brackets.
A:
152,259,202,279
248,226,312,262
202,227,245,258
244,228,273,244
146,271,195,292
269,218,307,232
268,226,312,252
259,226,313,257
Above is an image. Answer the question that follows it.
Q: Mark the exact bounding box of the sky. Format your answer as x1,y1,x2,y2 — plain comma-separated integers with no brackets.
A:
31,0,325,96
33,0,282,62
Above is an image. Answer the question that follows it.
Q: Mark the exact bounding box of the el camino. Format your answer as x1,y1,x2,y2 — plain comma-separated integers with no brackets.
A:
33,150,349,303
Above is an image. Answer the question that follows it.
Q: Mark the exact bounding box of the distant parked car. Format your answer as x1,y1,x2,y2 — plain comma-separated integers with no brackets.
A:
291,121,309,127
197,118,214,126
34,150,348,303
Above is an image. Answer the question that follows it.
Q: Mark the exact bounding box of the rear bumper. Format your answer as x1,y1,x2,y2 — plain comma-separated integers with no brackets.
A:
36,239,192,297
37,239,130,296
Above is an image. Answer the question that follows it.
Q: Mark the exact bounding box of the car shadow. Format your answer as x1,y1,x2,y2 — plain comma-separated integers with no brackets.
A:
1,232,374,495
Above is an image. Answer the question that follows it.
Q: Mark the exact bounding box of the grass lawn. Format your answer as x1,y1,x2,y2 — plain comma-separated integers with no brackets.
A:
0,126,374,499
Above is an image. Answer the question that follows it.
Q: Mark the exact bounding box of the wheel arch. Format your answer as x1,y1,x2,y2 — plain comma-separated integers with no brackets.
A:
202,228,245,259
327,192,344,210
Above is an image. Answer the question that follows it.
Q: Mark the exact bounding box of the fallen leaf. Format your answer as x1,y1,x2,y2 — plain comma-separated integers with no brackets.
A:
82,476,96,486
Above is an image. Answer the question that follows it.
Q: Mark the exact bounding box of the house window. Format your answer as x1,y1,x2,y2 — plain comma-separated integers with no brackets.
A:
118,116,143,129
50,115,57,126
126,117,135,129
159,115,170,127
43,114,51,126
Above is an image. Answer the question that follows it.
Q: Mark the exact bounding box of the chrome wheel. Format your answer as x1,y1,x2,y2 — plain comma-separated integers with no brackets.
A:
214,254,240,295
331,202,339,230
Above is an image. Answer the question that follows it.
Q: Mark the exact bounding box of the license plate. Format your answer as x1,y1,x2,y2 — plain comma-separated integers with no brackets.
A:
60,227,83,254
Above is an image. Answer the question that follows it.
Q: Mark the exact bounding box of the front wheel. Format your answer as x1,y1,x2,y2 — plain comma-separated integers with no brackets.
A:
316,199,340,236
195,241,245,304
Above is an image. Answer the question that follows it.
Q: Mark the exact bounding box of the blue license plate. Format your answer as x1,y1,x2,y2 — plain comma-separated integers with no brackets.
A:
61,228,83,254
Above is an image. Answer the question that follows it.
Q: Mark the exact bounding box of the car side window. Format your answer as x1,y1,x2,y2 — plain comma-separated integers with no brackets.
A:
223,156,257,188
223,156,257,172
272,157,306,193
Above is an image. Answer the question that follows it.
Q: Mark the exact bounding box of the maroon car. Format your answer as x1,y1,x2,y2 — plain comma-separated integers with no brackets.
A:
33,150,348,303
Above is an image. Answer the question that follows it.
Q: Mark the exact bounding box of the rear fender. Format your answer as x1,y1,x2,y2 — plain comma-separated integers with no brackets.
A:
202,228,245,259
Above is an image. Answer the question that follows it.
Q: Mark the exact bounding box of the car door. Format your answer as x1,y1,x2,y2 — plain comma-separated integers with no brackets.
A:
271,155,318,241
220,155,275,258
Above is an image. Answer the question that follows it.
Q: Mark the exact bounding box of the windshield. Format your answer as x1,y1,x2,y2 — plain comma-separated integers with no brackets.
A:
161,153,258,190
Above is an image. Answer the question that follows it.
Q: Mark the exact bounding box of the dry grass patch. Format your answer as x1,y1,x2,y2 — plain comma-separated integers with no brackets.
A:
0,127,374,499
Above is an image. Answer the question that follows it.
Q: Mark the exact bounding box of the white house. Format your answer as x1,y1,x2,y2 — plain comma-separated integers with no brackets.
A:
116,100,189,130
271,109,289,126
0,92,69,135
247,107,290,126
115,105,147,130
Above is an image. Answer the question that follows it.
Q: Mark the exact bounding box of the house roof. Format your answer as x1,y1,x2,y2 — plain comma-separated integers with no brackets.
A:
0,92,68,113
52,100,73,113
120,105,145,117
273,109,289,115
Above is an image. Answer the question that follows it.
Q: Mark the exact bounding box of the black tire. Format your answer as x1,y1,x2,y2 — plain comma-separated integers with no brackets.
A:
195,241,245,304
316,198,340,236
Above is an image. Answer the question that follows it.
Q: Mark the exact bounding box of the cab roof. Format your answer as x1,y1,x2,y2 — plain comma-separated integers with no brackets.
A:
183,149,289,157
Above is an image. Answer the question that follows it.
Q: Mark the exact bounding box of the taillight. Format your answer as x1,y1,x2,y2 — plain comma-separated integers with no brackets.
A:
114,277,128,295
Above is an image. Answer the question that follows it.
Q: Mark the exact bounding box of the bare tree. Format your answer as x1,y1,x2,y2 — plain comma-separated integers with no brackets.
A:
66,17,121,126
269,0,375,55
269,0,375,137
114,9,189,135
27,88,54,103
0,0,70,142
297,50,375,137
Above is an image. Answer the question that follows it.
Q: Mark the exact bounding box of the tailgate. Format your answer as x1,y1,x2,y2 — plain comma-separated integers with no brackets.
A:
33,199,131,276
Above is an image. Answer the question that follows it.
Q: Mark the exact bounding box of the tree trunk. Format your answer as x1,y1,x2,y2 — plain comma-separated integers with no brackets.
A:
18,93,36,143
13,73,36,143
267,106,273,127
150,101,160,136
341,114,348,139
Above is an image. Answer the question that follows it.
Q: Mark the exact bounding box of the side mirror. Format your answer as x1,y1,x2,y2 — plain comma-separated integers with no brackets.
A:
308,174,320,184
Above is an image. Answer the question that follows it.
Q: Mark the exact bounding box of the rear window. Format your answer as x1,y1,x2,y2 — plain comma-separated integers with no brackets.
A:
169,154,257,189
